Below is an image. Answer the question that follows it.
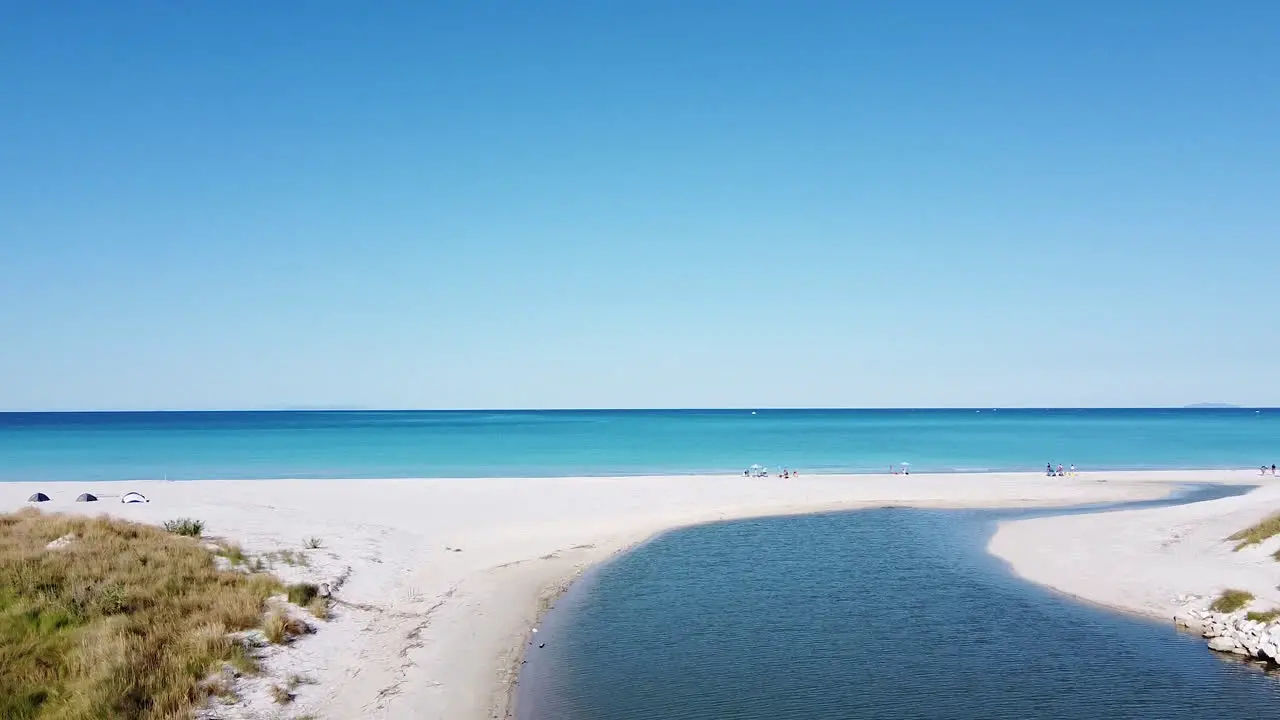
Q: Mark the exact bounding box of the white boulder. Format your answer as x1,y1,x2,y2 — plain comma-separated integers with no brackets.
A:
1208,636,1238,653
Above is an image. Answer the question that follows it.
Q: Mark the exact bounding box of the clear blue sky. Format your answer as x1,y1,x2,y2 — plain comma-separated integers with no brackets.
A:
2,1,1277,411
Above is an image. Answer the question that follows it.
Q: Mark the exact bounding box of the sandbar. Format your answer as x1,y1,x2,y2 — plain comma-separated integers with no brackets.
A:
990,474,1280,622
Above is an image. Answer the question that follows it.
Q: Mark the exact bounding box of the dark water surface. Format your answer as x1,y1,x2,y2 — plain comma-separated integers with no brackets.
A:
519,486,1280,720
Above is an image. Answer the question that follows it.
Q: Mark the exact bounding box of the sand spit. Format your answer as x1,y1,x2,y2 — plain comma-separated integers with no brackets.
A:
990,476,1280,624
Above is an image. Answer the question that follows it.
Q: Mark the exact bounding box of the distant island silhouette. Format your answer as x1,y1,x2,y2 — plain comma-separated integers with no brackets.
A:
1184,403,1241,409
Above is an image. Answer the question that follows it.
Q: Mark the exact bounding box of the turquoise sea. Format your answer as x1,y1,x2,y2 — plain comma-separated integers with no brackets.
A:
0,409,1276,481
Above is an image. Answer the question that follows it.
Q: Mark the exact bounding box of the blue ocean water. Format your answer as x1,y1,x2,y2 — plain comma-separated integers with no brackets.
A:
0,409,1276,481
518,486,1280,720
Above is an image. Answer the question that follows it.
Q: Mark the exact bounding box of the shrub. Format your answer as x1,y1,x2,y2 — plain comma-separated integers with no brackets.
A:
306,597,330,620
262,610,311,645
286,583,319,607
162,518,205,537
303,537,323,549
269,683,295,705
272,672,315,703
1209,588,1255,613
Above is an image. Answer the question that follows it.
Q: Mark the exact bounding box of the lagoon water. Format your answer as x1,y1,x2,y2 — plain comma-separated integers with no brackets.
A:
519,488,1280,720
1,409,1277,481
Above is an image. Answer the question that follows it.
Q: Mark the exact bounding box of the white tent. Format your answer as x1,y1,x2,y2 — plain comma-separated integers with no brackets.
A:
120,491,149,504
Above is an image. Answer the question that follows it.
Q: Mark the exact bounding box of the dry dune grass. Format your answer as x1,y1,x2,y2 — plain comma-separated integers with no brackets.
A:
0,508,281,719
1227,512,1280,551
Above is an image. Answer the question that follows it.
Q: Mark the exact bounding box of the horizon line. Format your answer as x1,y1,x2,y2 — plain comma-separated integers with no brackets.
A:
0,405,1270,414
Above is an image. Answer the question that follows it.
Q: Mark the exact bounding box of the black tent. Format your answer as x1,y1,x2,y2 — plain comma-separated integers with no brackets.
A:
75,493,98,502
28,492,50,502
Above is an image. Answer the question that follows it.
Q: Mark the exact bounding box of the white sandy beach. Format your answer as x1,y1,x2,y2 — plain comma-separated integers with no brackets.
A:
990,474,1280,623
1,470,1265,720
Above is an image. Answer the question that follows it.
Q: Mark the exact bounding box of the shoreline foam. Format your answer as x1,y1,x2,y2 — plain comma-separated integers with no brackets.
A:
1,470,1259,720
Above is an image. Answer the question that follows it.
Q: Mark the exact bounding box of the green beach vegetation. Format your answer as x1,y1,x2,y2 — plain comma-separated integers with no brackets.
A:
162,517,205,538
214,541,248,566
0,509,282,719
1246,608,1280,623
1209,589,1255,614
265,549,310,568
286,582,319,606
270,673,315,705
284,583,332,620
1226,513,1280,551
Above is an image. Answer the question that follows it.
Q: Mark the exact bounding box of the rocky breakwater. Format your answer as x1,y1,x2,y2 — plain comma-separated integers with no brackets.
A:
1176,610,1280,664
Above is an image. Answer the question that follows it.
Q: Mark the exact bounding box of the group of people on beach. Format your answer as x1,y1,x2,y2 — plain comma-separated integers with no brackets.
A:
741,463,1278,478
742,466,798,479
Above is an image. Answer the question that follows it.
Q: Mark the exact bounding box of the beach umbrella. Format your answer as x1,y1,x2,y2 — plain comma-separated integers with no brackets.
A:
28,492,50,502
75,493,98,502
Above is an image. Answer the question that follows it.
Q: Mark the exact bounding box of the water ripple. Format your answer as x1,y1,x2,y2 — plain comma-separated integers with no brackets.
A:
520,507,1280,719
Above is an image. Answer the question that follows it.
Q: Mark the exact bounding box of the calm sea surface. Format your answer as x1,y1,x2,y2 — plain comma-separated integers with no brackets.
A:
0,409,1276,481
518,486,1280,720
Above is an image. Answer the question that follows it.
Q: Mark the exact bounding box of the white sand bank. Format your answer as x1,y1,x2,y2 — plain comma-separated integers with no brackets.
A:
1,470,1248,719
990,474,1280,623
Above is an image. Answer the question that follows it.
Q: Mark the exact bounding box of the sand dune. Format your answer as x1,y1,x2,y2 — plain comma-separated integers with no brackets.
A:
1,470,1254,719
